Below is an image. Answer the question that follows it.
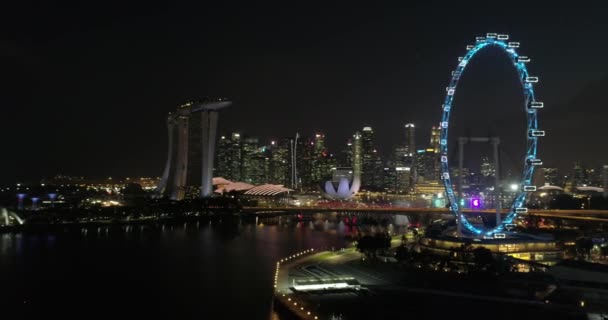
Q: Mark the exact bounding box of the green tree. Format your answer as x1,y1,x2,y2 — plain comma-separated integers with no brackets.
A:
472,247,495,273
395,245,409,262
122,183,146,207
356,232,391,260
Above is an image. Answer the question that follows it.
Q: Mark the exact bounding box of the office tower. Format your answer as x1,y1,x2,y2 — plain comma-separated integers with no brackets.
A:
269,139,290,185
361,127,382,188
573,161,587,187
430,125,441,154
415,148,438,183
542,167,558,186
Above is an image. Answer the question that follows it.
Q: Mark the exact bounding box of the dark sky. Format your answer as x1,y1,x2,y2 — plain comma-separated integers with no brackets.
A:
2,1,608,184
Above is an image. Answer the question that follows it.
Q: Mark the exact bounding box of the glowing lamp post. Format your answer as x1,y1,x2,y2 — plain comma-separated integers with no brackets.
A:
16,193,26,210
31,197,40,210
48,193,57,208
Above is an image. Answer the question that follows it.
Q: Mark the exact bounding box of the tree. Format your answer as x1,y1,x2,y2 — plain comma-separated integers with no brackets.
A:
356,232,391,260
472,247,495,273
395,244,409,262
576,237,594,260
122,183,146,207
456,241,474,272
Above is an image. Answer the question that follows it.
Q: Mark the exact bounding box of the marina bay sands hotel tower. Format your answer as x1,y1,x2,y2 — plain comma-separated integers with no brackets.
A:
157,98,232,200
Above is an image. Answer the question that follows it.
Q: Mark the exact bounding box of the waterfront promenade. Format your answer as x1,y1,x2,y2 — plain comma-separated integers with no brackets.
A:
273,245,592,319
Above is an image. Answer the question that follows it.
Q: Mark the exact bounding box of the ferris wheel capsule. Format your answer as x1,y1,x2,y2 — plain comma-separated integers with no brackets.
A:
529,130,545,137
466,45,474,50
497,34,509,40
529,101,544,109
523,186,537,192
475,36,486,42
518,56,530,63
508,42,520,48
486,33,497,39
525,76,539,83
515,207,529,214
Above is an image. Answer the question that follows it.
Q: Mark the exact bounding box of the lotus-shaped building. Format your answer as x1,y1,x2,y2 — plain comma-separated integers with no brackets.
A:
324,176,360,199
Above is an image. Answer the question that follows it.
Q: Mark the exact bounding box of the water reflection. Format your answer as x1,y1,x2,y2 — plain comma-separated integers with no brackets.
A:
0,211,411,319
1,234,11,255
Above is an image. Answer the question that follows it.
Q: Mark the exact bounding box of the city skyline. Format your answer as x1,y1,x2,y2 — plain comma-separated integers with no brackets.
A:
4,3,608,319
4,120,605,187
3,2,608,184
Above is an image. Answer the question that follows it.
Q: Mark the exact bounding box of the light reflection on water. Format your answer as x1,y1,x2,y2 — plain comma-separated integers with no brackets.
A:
0,212,409,319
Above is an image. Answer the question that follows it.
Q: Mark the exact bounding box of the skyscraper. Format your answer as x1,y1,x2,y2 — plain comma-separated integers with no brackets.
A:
405,123,416,156
311,133,327,183
542,167,558,186
415,149,437,183
157,98,231,200
393,145,408,167
480,155,495,177
430,126,441,154
573,161,586,187
382,166,411,193
352,131,362,184
241,137,262,184
214,132,243,181
339,140,353,168
215,135,232,179
296,136,315,191
361,127,377,188
269,139,290,186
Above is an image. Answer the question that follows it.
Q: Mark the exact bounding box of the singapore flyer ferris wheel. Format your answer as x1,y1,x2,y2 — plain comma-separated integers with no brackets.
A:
439,33,545,237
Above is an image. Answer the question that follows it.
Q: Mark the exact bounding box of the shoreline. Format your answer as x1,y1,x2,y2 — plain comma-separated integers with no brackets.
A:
272,248,593,319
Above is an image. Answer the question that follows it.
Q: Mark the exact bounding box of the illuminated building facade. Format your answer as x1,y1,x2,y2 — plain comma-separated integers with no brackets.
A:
430,125,440,154
416,149,439,183
157,98,231,200
360,127,383,189
269,139,290,186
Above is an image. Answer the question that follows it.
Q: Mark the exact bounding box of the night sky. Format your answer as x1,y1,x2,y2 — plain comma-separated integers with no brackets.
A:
2,1,608,184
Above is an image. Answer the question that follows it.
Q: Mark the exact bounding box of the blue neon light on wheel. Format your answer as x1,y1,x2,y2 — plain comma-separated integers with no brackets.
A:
440,33,544,236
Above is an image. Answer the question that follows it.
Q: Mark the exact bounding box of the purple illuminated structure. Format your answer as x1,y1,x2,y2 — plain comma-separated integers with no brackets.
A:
16,193,26,210
471,198,481,209
31,197,40,210
48,193,57,208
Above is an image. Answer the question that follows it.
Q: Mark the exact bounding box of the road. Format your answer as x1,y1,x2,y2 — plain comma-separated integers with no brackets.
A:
244,206,608,222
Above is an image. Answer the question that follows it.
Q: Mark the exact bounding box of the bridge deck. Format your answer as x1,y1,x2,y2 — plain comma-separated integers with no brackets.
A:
242,207,608,222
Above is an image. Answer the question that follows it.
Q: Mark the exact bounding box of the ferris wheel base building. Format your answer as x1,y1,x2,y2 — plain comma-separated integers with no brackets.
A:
156,98,232,200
